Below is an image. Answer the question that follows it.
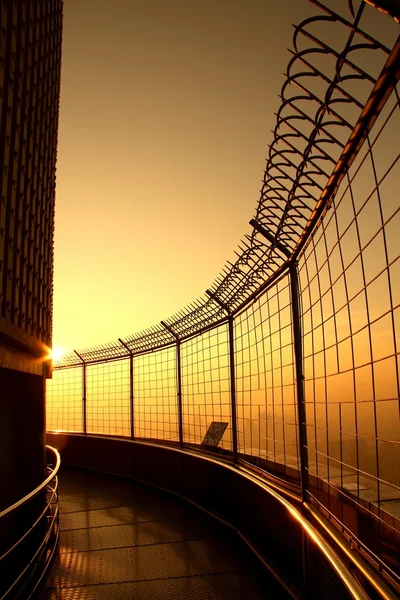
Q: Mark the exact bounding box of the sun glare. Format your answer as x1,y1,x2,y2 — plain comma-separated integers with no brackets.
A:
50,345,66,362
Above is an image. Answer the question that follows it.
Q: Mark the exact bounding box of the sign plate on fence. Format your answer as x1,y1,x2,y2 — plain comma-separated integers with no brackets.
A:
201,422,229,447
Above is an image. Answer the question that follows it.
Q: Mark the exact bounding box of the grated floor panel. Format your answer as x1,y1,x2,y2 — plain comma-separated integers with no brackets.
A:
36,467,288,599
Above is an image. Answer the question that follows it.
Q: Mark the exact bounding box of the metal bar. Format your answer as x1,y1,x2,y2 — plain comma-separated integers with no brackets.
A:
0,503,60,600
305,503,396,600
129,354,134,438
160,320,179,340
82,363,87,435
74,350,87,435
228,316,239,464
0,483,56,562
289,262,309,502
0,446,60,519
363,0,400,22
206,290,238,463
250,219,292,258
161,321,183,446
118,338,135,439
205,288,230,314
293,34,400,261
176,341,183,447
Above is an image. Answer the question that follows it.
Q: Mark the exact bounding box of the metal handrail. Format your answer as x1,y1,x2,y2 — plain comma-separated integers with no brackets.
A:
164,441,370,600
0,446,60,519
0,480,58,563
305,503,397,600
57,433,371,599
0,445,61,600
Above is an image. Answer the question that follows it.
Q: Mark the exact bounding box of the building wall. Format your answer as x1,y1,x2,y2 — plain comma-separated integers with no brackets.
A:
0,0,62,508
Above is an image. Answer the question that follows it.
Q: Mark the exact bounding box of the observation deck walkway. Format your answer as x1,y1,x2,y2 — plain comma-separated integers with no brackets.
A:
38,467,286,600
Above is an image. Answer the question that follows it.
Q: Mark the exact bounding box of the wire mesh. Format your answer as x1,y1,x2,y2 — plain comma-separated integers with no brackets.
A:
46,367,83,433
298,78,400,576
133,347,179,442
74,342,129,364
86,360,130,437
234,274,300,481
181,325,232,453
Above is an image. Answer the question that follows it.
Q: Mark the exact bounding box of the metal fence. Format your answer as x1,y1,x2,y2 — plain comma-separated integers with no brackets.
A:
47,0,400,590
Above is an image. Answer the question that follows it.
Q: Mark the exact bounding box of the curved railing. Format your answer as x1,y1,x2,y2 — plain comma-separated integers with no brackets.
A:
47,0,400,596
47,432,398,599
0,446,61,600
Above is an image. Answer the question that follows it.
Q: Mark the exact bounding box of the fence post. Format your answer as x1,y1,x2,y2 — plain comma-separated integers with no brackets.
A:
289,261,309,503
74,350,86,435
249,222,309,493
176,341,183,447
206,290,238,464
118,339,134,439
161,322,183,447
228,315,239,464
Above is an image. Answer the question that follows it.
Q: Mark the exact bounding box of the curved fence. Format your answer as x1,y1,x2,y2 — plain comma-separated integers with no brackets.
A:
47,0,400,593
0,446,60,600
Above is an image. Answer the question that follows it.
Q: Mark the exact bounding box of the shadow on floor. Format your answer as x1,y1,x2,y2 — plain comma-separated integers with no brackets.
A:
37,467,289,599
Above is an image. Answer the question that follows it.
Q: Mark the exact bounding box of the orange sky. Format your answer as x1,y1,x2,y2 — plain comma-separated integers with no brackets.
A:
52,1,399,353
52,0,314,351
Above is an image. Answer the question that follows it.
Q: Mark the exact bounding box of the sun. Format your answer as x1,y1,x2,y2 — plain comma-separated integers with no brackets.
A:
49,345,66,362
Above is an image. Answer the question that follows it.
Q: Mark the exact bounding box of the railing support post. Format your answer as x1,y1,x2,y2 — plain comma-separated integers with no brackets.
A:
118,339,134,439
289,262,309,502
176,341,183,447
74,350,86,435
228,315,239,464
205,290,238,464
161,322,183,447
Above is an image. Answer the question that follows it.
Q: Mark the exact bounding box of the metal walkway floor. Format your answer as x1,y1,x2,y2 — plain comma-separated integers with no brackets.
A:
37,467,288,599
